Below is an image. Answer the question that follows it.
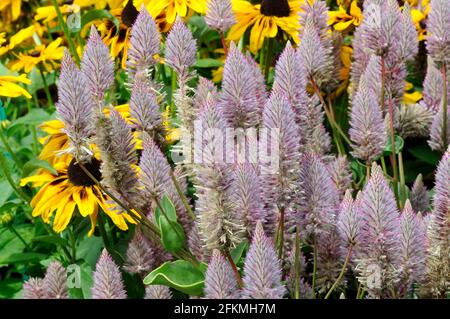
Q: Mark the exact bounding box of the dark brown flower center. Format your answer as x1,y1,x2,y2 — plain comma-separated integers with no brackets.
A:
121,0,139,28
260,0,291,17
68,158,102,186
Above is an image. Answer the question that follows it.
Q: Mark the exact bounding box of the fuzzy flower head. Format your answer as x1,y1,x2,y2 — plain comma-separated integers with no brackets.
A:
23,278,45,299
410,174,430,214
144,285,172,299
127,6,160,81
81,25,114,103
164,17,197,79
56,50,94,162
92,249,127,299
337,190,361,250
42,261,68,299
204,250,240,299
124,229,155,275
242,221,286,299
219,42,261,128
426,0,450,67
205,0,236,33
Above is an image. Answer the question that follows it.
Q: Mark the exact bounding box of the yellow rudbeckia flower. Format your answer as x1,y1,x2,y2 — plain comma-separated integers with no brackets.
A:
403,81,423,105
228,0,302,54
0,74,31,99
328,0,362,32
138,0,207,25
0,25,35,56
9,38,65,73
0,0,22,21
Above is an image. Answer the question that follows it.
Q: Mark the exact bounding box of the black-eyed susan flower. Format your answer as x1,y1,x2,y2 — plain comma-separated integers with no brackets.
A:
328,0,362,32
9,37,65,73
0,74,31,98
140,0,207,26
21,155,137,235
0,25,35,56
227,0,302,54
0,0,22,22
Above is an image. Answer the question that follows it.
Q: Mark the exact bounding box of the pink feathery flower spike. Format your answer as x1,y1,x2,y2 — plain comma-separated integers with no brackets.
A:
23,278,45,299
42,261,68,299
398,200,427,295
124,229,155,275
355,163,401,298
428,105,450,153
426,0,450,66
129,76,162,133
92,249,127,299
81,25,114,102
127,5,160,80
421,57,447,114
194,77,218,112
205,0,236,33
219,42,261,128
326,155,353,200
349,56,387,162
242,221,286,299
231,164,266,239
56,50,94,162
204,250,240,299
422,147,449,298
165,17,197,80
144,285,172,299
337,190,361,253
409,174,430,214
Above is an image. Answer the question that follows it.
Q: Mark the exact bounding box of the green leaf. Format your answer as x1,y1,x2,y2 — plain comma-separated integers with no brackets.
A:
383,135,404,156
158,214,186,253
9,109,53,128
0,278,22,299
22,159,57,177
231,241,248,265
0,252,47,264
408,145,441,166
157,195,177,222
0,181,14,207
77,236,103,268
0,226,34,266
80,263,94,299
31,235,69,247
194,58,223,68
81,10,120,34
143,260,205,296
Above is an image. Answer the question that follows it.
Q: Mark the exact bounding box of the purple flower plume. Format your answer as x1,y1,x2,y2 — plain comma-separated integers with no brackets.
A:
194,77,218,112
326,155,353,200
426,0,450,67
421,57,448,114
337,190,361,253
144,285,172,299
349,56,387,162
127,6,160,81
92,249,127,299
204,250,240,299
410,174,430,214
56,50,94,161
23,278,45,299
124,228,155,275
81,25,114,102
428,104,450,152
242,221,286,299
397,200,427,295
355,163,401,298
205,0,235,33
165,18,197,80
219,42,261,128
42,261,68,299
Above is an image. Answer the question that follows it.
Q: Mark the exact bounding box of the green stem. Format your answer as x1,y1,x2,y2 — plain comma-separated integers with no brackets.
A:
294,227,301,299
324,245,353,299
9,225,31,250
169,169,195,221
387,99,399,203
263,37,274,80
398,151,406,210
26,98,39,155
69,227,77,264
380,156,388,177
0,153,30,203
224,250,243,288
170,69,177,110
51,0,80,64
366,160,371,182
38,68,54,106
311,236,318,299
220,32,228,56
277,206,285,259
96,211,111,249
441,64,448,150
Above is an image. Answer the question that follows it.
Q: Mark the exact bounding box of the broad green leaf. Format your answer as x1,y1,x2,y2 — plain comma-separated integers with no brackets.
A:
80,263,93,299
81,10,120,34
0,252,47,264
31,235,69,247
77,236,103,267
0,278,22,299
408,145,441,166
143,260,205,296
0,181,14,207
383,135,404,155
9,109,53,128
0,225,34,266
194,58,223,68
231,241,248,265
158,195,177,222
22,159,57,177
158,214,186,253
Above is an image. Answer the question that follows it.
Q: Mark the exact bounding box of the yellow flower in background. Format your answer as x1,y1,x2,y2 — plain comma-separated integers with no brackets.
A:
9,37,65,73
335,44,352,96
0,74,31,99
409,0,430,41
403,82,423,105
228,0,302,54
34,4,80,24
162,105,181,143
0,0,22,21
21,156,138,235
0,25,35,56
328,0,362,31
139,0,207,25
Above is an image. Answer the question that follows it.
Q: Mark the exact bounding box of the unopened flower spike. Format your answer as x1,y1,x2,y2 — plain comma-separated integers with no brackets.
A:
42,261,68,299
205,0,236,33
92,249,127,299
204,249,240,299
